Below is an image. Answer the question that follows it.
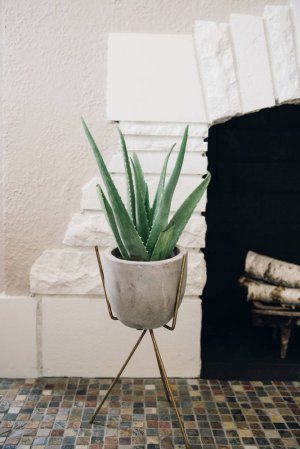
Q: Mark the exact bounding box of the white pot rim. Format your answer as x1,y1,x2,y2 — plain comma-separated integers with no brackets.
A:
103,246,186,266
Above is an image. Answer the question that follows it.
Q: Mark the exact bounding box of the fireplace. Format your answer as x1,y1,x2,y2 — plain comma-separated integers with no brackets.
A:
5,2,300,378
202,104,300,380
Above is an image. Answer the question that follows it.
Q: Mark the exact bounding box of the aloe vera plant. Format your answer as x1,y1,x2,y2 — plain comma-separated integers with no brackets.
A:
82,119,211,261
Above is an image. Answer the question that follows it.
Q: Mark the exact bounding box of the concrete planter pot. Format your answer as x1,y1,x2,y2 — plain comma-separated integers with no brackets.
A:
101,247,187,329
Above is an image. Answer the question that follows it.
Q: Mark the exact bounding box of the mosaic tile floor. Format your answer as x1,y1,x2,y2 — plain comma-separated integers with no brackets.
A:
0,378,300,449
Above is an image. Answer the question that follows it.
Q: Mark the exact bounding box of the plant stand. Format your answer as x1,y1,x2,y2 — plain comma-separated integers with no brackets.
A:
90,246,191,449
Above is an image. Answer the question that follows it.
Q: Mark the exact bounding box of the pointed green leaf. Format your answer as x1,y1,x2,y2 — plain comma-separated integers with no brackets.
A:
149,143,175,226
131,157,150,244
82,118,149,261
118,128,136,226
131,153,151,228
96,185,129,259
150,224,175,261
144,183,151,224
153,172,211,259
132,153,146,199
146,126,189,256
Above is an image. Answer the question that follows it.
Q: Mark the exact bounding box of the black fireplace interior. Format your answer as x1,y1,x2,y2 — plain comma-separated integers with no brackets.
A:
201,104,300,380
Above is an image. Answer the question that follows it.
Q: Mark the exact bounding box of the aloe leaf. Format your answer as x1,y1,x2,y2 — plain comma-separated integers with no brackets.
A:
82,118,149,261
131,153,151,227
153,172,211,259
150,224,175,261
96,185,129,260
132,153,146,199
144,183,151,223
149,143,175,226
146,126,189,255
131,157,150,244
118,128,136,226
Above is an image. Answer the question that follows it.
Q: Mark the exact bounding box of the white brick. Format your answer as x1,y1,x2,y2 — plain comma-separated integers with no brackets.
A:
81,176,207,212
264,5,300,103
107,33,207,123
187,251,207,296
178,216,207,249
194,21,241,123
109,152,207,175
63,212,115,248
230,14,275,113
0,295,37,377
119,121,209,138
290,0,300,74
42,296,201,377
30,249,104,295
120,135,207,153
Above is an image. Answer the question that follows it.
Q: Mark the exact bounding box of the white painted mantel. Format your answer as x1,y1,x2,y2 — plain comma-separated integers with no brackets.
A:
1,2,300,378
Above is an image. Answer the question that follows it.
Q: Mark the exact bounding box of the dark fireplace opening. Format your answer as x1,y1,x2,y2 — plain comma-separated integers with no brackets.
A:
201,104,300,380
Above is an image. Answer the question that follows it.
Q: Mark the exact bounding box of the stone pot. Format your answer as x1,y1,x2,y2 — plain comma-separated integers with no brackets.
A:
101,246,187,329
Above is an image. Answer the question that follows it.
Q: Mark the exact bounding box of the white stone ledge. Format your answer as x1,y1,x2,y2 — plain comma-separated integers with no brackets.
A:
30,249,206,297
41,295,201,377
81,176,207,213
119,135,207,153
64,212,207,250
264,5,300,103
194,21,241,123
109,152,208,175
119,121,208,138
0,295,38,377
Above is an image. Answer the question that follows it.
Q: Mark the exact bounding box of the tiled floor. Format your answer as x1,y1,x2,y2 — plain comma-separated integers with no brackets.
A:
0,378,300,449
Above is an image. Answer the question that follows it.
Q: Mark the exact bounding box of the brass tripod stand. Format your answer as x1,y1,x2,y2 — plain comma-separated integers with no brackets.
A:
90,246,190,449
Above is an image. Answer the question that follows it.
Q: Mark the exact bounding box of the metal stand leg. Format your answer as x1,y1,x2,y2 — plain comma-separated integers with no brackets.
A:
149,330,191,449
153,348,171,403
89,330,147,424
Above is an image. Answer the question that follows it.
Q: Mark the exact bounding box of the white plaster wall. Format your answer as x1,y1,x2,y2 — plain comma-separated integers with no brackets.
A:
0,0,4,292
1,0,287,295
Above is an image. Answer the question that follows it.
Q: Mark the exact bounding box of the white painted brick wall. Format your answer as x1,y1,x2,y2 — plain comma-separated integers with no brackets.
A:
290,0,300,73
230,14,275,113
194,21,241,123
264,5,300,103
119,122,208,138
121,135,207,153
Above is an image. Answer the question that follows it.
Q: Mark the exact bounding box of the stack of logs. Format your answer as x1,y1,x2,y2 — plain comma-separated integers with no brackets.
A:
239,251,300,359
239,251,300,306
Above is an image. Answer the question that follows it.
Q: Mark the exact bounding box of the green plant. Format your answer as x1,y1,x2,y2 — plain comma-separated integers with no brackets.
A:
82,119,211,261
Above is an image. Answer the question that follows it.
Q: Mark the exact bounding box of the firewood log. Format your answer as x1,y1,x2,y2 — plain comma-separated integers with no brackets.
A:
245,251,300,288
239,276,300,306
